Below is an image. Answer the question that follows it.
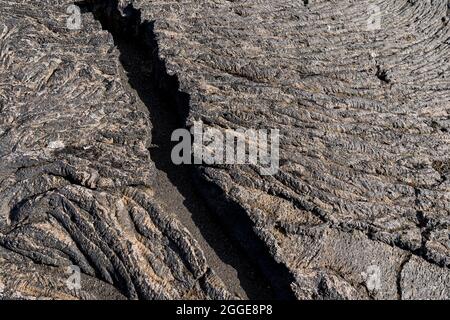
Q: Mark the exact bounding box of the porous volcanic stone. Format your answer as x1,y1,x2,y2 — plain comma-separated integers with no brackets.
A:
0,0,232,300
1,0,449,300
129,0,450,299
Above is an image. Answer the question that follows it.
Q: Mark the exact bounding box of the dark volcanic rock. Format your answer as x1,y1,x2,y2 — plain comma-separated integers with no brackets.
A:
0,0,232,300
0,0,449,300
127,0,450,299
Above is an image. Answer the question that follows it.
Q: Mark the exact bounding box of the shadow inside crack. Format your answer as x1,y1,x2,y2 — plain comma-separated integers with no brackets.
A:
77,0,296,300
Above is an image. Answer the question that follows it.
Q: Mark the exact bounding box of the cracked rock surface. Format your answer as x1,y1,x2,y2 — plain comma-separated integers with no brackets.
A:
130,0,450,299
0,0,232,300
0,0,449,300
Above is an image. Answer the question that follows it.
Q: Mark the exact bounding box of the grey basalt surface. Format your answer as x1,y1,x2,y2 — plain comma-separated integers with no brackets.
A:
0,0,449,300
0,0,232,300
130,0,450,299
